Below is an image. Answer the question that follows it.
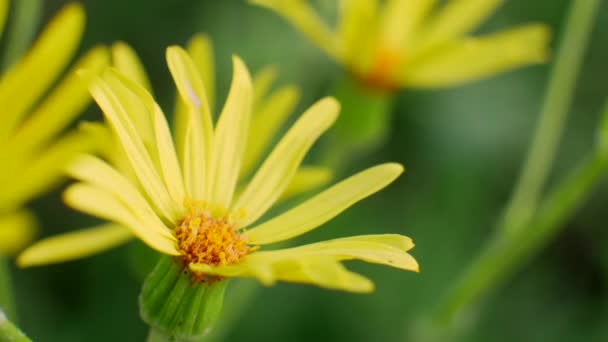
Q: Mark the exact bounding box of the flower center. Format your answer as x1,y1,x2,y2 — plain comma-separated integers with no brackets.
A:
357,47,401,92
175,200,249,268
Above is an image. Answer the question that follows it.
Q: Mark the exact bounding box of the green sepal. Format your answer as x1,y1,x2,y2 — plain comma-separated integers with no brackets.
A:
139,256,228,342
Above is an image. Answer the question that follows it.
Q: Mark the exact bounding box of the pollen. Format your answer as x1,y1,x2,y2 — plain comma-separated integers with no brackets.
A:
175,200,250,269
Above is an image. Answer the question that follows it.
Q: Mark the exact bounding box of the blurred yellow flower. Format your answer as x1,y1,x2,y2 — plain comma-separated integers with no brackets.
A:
19,48,418,292
251,0,550,90
0,2,108,255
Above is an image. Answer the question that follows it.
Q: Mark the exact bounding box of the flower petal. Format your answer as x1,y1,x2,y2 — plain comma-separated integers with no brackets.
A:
375,0,436,64
246,163,404,244
167,46,214,199
89,74,179,221
234,97,338,227
0,130,94,211
185,34,215,111
240,84,300,178
63,183,178,256
414,0,502,54
0,210,36,255
250,0,341,60
406,24,550,88
337,0,379,71
66,154,174,240
279,166,333,202
190,254,374,293
17,223,132,267
251,65,278,109
263,234,419,271
111,41,153,92
0,3,84,139
9,46,109,154
271,257,375,293
208,56,253,208
106,69,186,207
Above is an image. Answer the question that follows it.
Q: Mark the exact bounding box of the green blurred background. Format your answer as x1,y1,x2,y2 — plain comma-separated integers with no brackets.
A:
10,0,608,341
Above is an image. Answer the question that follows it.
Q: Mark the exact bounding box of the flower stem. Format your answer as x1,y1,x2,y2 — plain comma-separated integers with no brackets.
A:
434,148,608,325
323,75,394,170
499,0,601,235
0,257,16,322
0,309,30,342
422,0,602,334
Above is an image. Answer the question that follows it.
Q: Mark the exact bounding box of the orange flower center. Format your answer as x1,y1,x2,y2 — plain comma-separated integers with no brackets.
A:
175,200,249,269
357,47,402,92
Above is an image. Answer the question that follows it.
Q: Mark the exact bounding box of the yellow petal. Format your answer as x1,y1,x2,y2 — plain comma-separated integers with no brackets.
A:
77,121,122,165
17,223,132,267
247,163,403,244
9,46,110,154
0,130,94,211
106,69,185,206
66,155,174,240
414,0,502,54
406,24,550,88
0,3,84,139
377,0,435,54
250,0,341,60
190,254,374,293
234,97,338,226
279,166,334,202
186,34,215,111
0,210,36,255
337,0,379,72
271,257,375,293
208,56,253,209
111,41,152,92
251,65,278,109
266,234,419,271
167,46,214,199
240,85,300,178
63,183,179,256
89,74,178,222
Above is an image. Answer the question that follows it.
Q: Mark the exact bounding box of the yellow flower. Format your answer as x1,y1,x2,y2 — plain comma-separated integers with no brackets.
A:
17,35,335,264
19,48,418,292
251,0,550,90
0,2,109,255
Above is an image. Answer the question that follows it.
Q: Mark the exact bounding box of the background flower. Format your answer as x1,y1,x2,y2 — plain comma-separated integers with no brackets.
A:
0,3,108,255
251,0,550,91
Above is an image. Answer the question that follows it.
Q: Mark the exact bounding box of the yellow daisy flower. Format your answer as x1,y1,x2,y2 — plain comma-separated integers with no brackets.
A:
251,0,550,90
17,35,335,265
18,46,417,339
20,47,418,289
0,2,108,255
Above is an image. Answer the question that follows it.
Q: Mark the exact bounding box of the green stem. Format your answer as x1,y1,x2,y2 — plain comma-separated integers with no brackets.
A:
0,258,15,322
500,0,600,235
0,309,30,342
423,0,602,333
1,0,42,71
434,149,608,324
324,75,394,170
